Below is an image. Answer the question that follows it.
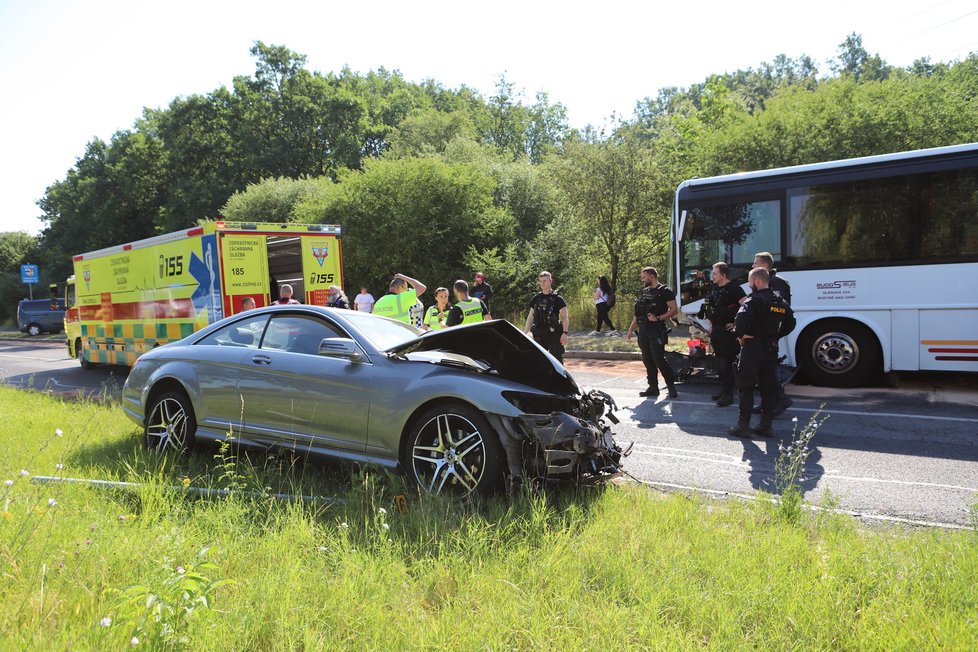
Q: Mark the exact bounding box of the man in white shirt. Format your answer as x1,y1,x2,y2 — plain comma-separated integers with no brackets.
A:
354,287,375,313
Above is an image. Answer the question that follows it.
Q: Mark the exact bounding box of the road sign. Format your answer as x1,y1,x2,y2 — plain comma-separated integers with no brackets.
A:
21,264,39,284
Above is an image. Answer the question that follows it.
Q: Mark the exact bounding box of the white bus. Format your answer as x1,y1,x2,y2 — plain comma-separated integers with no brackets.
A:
673,143,978,387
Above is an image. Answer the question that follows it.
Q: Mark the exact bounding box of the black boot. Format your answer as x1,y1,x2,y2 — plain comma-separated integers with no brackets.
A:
667,385,678,399
729,416,752,437
751,417,774,438
772,397,793,418
715,393,734,407
711,392,723,401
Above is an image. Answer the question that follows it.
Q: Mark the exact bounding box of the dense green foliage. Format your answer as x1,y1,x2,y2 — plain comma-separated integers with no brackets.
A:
2,387,976,649
16,35,978,321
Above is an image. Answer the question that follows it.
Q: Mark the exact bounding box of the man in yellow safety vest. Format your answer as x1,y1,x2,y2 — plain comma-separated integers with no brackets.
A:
373,273,427,327
445,279,491,327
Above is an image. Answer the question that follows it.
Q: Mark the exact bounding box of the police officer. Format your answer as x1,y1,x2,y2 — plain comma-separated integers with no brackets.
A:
626,266,679,399
729,267,796,438
373,273,427,326
751,252,792,416
525,271,569,362
705,262,746,407
446,279,491,326
423,287,451,330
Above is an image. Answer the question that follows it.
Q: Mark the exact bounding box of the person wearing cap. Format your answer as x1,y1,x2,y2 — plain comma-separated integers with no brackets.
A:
446,280,491,327
373,273,427,327
470,272,493,313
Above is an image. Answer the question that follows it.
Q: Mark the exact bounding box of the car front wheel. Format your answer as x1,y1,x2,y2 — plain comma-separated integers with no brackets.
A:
145,390,197,453
406,403,505,496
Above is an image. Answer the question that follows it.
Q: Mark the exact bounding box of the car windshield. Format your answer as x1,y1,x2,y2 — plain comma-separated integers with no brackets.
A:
342,311,422,350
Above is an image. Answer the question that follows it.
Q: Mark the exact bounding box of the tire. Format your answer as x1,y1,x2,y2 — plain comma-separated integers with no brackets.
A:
797,319,880,388
77,339,96,370
405,402,506,497
145,390,197,453
27,323,42,336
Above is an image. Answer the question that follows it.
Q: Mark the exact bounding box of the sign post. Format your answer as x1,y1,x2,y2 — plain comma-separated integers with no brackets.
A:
21,264,39,300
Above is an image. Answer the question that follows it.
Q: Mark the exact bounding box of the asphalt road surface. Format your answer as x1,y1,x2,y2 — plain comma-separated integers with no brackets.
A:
2,339,976,526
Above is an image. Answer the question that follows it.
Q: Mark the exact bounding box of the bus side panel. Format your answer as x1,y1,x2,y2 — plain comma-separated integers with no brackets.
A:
301,235,342,306
891,310,920,372
919,309,978,372
219,233,269,315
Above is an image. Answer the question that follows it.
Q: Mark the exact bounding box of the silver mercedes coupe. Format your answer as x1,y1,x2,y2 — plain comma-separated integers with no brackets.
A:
121,305,624,495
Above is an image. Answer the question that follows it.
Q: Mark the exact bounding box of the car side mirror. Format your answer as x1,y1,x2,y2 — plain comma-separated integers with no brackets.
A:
318,337,366,363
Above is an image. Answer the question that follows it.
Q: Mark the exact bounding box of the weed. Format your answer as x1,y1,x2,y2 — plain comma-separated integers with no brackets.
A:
106,547,234,650
773,407,828,523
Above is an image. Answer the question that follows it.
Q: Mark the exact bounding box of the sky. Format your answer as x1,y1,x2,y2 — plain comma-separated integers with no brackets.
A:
2,0,977,238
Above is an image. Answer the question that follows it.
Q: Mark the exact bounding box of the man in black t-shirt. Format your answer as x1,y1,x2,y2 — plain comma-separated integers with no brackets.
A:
470,272,493,312
524,271,569,363
705,262,747,406
626,266,678,399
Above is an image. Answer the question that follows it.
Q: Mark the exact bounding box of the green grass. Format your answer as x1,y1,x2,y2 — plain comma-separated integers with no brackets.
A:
1,386,976,649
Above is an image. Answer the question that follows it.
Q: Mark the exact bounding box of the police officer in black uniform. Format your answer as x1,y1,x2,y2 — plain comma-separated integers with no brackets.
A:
626,266,679,399
704,262,746,407
525,270,569,362
752,251,792,416
730,267,796,438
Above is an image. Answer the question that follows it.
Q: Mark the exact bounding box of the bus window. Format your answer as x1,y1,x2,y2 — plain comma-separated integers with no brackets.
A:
787,177,913,267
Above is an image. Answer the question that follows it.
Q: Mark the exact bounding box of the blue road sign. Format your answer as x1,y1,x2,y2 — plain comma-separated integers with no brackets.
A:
21,264,39,284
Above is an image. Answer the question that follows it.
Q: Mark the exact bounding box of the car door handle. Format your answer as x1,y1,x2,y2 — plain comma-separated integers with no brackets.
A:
251,354,272,365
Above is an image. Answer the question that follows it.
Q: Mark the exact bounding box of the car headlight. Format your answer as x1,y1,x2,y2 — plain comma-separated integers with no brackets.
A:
502,391,575,415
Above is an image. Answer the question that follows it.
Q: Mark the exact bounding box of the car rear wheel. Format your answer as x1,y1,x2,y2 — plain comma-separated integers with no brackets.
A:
145,391,197,453
27,323,42,336
406,403,505,496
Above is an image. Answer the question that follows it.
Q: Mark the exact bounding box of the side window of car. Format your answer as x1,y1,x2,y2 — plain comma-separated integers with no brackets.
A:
195,315,269,348
262,315,344,355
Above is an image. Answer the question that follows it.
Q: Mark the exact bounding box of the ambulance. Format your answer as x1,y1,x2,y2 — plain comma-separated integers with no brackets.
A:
64,221,343,368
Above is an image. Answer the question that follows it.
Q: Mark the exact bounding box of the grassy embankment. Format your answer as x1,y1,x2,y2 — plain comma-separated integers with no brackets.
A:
1,386,976,649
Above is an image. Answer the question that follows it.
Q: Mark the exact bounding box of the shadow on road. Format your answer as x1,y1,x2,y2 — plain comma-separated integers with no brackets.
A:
2,365,131,401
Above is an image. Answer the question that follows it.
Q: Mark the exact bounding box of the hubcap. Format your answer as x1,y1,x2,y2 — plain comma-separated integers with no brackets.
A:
146,397,189,452
411,413,486,495
812,332,859,375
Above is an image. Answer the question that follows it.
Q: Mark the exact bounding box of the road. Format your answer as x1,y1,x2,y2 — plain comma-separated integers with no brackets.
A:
2,340,977,526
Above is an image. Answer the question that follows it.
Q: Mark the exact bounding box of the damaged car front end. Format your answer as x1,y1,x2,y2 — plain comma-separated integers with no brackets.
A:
390,320,630,491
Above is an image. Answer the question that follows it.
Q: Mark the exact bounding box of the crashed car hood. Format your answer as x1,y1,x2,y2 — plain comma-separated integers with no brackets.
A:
386,319,579,396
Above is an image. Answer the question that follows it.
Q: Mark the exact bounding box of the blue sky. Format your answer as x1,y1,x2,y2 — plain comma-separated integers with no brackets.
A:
2,0,977,237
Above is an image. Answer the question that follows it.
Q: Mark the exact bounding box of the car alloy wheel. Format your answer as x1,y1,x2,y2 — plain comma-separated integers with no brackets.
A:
145,391,196,453
27,323,42,336
408,404,503,496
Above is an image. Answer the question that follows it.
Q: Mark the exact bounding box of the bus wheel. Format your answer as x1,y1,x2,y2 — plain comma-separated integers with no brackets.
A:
77,338,96,370
798,319,880,388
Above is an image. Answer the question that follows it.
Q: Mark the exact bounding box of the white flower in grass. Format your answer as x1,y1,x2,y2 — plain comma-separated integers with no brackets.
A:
340,522,349,529
378,507,387,515
100,617,112,627
792,416,798,423
56,463,64,471
55,429,63,437
130,636,139,645
382,523,390,531
175,566,185,575
3,480,12,487
19,470,28,477
48,498,57,507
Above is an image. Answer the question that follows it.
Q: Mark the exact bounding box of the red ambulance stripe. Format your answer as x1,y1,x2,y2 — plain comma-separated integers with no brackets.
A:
927,348,978,354
934,356,978,362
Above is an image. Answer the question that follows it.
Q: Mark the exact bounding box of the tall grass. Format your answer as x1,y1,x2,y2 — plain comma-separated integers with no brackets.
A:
1,386,976,649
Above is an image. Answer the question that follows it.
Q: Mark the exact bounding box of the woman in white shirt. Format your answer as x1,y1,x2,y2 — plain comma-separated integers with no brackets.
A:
590,275,618,335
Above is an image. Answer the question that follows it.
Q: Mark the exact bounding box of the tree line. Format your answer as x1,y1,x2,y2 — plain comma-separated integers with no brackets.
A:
3,34,978,326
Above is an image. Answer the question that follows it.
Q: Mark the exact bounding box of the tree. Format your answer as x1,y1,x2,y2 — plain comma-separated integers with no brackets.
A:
222,177,331,224
546,129,669,292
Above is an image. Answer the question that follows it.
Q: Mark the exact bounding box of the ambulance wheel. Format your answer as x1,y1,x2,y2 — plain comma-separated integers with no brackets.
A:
77,338,96,370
